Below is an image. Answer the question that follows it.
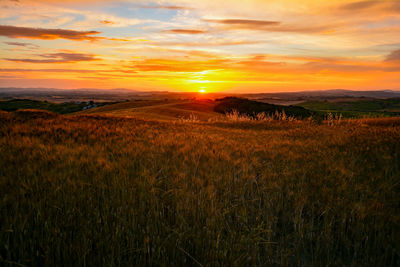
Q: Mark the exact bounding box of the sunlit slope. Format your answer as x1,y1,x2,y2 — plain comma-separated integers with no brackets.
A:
81,99,222,121
80,97,316,121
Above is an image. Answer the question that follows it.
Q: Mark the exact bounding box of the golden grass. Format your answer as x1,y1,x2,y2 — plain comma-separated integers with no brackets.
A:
1,110,399,266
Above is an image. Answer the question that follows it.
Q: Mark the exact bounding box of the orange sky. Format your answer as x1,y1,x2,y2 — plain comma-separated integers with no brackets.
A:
0,0,399,93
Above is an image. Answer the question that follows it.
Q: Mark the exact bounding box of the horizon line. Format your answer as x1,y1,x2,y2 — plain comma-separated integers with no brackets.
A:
1,87,400,94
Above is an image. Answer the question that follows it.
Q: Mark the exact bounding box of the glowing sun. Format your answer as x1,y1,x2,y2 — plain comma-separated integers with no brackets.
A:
199,89,206,93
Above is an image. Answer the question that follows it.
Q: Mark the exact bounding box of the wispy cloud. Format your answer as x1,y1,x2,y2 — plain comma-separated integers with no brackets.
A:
0,68,98,73
338,0,400,14
205,19,280,26
340,1,379,11
1,0,399,91
4,52,99,63
385,49,400,61
4,41,39,48
0,24,132,42
237,55,285,70
155,40,260,47
137,4,192,10
0,25,101,40
204,19,335,33
128,58,229,72
99,20,115,25
163,29,207,34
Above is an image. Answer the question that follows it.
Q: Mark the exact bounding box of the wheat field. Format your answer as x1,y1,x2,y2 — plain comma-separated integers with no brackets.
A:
1,110,399,266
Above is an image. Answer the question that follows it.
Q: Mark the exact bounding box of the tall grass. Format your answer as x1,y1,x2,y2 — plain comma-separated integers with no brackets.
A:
178,113,200,123
224,109,297,122
1,110,399,266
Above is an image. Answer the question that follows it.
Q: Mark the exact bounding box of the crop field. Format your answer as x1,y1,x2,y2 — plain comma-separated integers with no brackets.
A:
1,107,399,266
2,0,400,264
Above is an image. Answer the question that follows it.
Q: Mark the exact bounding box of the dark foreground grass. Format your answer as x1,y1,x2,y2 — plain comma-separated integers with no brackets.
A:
1,110,399,266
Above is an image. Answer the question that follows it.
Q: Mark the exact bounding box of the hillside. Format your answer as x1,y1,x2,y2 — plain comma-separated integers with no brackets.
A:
81,99,221,121
1,110,399,266
81,97,316,121
214,97,313,118
3,95,400,121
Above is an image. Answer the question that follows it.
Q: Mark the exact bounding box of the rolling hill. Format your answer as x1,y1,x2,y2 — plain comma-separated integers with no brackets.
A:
80,97,315,121
80,99,221,121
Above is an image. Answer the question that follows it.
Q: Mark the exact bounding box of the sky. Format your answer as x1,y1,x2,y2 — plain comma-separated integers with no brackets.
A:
0,0,400,93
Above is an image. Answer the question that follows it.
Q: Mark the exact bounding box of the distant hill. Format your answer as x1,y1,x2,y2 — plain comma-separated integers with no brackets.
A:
2,88,399,104
0,87,142,94
2,89,400,120
0,99,114,114
0,87,145,103
214,97,313,118
297,98,400,118
246,89,400,101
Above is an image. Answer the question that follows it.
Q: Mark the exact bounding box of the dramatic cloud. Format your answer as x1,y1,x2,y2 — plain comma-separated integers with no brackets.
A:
0,25,102,41
1,0,399,91
163,29,207,34
5,52,99,63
